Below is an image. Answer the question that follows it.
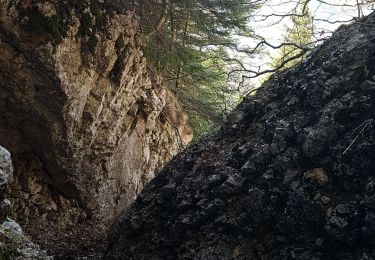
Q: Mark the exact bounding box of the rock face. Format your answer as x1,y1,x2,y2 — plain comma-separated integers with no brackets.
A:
0,146,12,224
0,0,191,243
1,146,51,260
106,12,375,260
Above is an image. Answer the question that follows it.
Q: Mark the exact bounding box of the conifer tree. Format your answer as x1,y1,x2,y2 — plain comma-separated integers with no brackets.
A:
270,1,313,70
136,0,259,138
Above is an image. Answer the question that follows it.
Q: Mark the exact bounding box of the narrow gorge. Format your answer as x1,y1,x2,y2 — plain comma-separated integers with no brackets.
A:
1,0,375,260
105,11,375,260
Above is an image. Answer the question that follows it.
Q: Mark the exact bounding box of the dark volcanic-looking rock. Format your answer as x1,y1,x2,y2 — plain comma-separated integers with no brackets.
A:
106,12,375,260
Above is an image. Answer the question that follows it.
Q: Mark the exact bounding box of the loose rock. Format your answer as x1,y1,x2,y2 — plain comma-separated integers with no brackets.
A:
106,12,375,260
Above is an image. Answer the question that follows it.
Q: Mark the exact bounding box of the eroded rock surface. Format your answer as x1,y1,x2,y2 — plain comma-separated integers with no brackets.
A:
0,145,12,224
106,12,375,260
1,146,51,260
0,0,191,254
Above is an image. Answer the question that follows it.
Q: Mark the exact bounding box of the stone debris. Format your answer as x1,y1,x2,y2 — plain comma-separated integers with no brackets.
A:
1,145,51,259
105,11,375,260
303,168,328,186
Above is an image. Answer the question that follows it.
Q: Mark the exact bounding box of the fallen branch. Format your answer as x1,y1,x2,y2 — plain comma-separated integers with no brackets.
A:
343,118,373,155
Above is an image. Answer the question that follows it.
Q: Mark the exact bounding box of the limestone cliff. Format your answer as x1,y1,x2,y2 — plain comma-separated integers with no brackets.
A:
0,0,191,252
106,12,375,259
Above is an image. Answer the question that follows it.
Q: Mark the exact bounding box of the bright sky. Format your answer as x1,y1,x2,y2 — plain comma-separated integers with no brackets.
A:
234,0,374,87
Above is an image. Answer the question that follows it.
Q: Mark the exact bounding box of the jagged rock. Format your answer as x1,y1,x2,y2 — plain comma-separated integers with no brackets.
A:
303,168,328,186
0,145,12,188
0,145,13,224
1,219,52,260
2,219,23,236
0,0,191,252
106,12,375,260
0,146,50,259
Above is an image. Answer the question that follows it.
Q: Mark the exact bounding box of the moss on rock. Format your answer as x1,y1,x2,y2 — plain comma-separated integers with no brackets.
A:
14,0,102,46
0,230,21,260
115,33,125,51
79,12,94,37
17,5,67,44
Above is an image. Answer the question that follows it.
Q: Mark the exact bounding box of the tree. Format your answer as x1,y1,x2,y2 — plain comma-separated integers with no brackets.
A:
133,0,374,138
270,1,313,70
134,0,260,138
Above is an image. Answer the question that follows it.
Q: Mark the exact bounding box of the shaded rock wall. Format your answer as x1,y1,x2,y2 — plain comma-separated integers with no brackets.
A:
1,146,51,260
106,12,375,260
0,0,191,235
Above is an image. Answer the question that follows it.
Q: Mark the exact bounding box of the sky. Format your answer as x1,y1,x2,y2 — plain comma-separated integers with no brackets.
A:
234,0,375,87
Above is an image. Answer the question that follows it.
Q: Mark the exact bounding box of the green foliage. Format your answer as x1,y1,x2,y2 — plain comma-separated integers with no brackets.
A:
270,1,313,70
187,113,216,138
138,0,259,138
0,231,21,260
13,0,258,138
173,54,234,138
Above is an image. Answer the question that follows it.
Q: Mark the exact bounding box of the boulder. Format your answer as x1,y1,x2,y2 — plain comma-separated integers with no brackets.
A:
0,145,13,223
0,146,12,188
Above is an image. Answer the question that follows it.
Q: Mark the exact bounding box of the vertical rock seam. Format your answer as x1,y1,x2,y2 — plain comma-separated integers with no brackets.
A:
0,0,192,253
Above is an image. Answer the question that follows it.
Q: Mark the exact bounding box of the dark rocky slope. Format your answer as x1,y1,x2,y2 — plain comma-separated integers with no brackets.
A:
106,12,375,260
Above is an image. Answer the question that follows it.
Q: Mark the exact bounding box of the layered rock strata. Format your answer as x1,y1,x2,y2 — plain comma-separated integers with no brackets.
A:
0,0,191,245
